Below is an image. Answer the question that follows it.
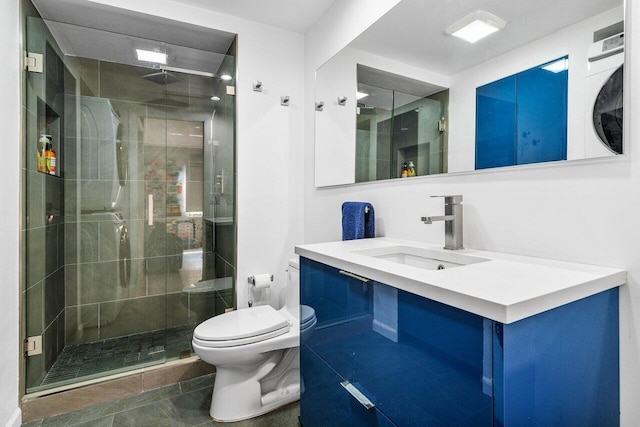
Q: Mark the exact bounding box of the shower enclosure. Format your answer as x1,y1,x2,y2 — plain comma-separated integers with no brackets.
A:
22,14,237,393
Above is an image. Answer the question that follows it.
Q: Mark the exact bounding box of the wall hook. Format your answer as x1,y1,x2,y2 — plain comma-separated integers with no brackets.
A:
338,96,348,106
281,96,290,106
315,101,324,111
253,80,263,92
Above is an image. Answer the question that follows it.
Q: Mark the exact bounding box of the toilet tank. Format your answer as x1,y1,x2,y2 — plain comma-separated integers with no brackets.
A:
285,256,300,318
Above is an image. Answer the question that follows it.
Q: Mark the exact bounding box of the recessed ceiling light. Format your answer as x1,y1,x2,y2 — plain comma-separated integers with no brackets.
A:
220,74,232,81
135,49,167,64
210,96,221,101
542,58,569,73
446,10,506,44
356,91,369,100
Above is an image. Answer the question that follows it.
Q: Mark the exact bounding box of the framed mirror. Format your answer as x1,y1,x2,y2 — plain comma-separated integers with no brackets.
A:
314,0,624,187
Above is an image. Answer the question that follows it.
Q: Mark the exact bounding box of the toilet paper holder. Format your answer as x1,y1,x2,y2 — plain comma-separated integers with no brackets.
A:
248,274,274,285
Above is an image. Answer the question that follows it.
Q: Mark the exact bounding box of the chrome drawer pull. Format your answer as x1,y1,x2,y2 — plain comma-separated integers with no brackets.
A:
340,380,375,409
339,270,370,282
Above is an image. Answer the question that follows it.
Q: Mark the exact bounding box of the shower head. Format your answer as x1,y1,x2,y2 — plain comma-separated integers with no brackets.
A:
141,70,183,85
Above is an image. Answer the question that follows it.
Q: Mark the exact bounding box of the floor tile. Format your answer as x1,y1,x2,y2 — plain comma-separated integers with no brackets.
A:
71,414,114,427
111,400,181,427
25,373,300,427
167,388,213,426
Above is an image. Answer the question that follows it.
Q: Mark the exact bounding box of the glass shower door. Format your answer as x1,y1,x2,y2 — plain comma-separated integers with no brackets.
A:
23,16,237,393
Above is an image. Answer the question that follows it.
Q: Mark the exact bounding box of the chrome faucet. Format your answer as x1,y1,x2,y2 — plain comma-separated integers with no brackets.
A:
421,195,464,250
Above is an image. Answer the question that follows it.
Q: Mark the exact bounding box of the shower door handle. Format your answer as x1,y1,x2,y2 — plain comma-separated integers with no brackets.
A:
148,194,154,226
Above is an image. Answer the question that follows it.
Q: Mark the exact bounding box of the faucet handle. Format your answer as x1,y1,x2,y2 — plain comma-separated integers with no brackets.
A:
431,195,463,204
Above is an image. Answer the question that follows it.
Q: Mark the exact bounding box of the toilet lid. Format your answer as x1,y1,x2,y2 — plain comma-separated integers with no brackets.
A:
194,305,289,343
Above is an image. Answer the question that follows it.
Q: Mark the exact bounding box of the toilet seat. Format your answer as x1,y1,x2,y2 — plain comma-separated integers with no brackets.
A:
194,305,290,348
300,305,316,331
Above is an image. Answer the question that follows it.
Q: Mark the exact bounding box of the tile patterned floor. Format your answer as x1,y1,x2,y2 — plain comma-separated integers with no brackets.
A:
22,374,300,427
38,325,196,389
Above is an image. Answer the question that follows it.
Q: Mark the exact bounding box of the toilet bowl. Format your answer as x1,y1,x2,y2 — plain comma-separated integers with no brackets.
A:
192,257,316,422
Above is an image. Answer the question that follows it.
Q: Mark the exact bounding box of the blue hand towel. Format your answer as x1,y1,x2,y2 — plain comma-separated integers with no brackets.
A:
342,202,375,241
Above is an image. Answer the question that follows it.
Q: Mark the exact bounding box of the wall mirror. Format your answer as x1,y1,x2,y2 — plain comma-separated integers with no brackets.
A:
314,0,624,187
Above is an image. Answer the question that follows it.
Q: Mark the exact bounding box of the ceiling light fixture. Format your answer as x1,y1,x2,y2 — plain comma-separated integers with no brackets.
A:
356,91,369,100
135,49,167,64
542,58,569,73
445,10,506,44
210,96,221,101
220,74,232,81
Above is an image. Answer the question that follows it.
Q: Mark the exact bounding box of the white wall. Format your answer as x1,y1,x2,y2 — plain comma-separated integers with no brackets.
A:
305,1,640,426
1,0,23,424
87,0,306,309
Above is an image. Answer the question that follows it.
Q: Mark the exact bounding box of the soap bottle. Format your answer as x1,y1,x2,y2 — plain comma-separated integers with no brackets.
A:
408,161,416,177
37,134,49,173
401,162,408,178
47,141,56,176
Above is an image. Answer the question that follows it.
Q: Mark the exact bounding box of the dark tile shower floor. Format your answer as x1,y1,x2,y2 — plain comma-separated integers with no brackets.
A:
40,324,196,388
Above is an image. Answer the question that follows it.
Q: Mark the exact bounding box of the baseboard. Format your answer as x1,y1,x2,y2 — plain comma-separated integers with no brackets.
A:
6,407,21,427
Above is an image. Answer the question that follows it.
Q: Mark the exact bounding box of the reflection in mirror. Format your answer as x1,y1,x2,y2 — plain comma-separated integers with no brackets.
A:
314,0,624,187
475,56,569,169
356,65,449,181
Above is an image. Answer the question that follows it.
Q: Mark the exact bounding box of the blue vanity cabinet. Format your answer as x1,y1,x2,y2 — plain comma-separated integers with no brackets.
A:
300,257,492,426
299,258,394,426
493,287,619,426
476,57,568,169
300,257,619,427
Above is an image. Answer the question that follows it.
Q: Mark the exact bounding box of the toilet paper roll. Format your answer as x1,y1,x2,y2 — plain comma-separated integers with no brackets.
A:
251,274,273,289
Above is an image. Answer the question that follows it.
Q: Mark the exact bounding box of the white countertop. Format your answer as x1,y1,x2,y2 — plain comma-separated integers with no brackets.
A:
295,237,626,324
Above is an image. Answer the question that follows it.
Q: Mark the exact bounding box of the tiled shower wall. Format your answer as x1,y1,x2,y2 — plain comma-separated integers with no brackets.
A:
61,56,211,347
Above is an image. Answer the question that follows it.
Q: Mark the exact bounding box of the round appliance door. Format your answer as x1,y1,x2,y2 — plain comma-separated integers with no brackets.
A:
593,65,623,154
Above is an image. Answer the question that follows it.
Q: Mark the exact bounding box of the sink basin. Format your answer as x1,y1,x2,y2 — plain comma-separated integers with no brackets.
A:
352,245,489,270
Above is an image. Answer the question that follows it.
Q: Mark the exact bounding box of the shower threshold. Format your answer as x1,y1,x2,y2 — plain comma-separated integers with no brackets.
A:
27,324,197,394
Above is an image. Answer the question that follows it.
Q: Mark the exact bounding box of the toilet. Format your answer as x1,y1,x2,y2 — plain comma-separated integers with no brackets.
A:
192,257,316,422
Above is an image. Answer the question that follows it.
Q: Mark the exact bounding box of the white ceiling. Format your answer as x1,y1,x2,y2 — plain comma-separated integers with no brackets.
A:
349,0,622,76
169,0,337,34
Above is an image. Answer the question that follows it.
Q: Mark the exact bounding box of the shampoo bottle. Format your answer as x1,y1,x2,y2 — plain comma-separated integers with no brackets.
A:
37,134,49,173
48,143,56,176
401,162,408,178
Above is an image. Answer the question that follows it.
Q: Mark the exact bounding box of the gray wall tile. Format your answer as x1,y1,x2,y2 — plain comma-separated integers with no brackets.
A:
26,281,44,336
65,304,99,346
27,227,46,288
26,170,45,229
